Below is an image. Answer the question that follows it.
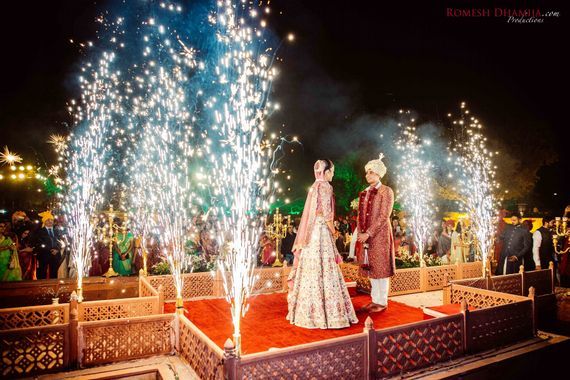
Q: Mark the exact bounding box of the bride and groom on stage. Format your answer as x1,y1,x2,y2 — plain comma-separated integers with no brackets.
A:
286,154,396,329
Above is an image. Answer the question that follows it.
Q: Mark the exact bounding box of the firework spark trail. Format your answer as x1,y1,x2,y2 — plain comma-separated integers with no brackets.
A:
209,0,277,351
63,51,118,297
395,111,435,265
125,7,204,302
449,103,499,275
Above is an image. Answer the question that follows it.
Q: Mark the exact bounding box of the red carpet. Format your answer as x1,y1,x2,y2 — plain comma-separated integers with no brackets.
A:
426,303,477,315
165,288,431,354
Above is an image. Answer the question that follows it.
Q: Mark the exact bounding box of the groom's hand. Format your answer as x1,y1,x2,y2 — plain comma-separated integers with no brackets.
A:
357,233,370,242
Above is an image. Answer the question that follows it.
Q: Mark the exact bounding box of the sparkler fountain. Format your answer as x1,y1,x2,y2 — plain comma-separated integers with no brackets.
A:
395,111,435,266
209,1,278,353
449,102,499,277
62,50,117,300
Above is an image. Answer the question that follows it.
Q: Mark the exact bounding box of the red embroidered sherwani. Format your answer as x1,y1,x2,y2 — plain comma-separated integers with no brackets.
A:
356,184,396,279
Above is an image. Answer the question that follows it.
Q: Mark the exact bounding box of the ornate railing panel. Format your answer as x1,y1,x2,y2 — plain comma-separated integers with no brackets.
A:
390,268,422,295
425,265,458,291
450,284,526,309
78,314,175,367
466,300,533,353
179,315,224,380
0,303,69,330
251,267,286,295
489,273,522,295
459,261,483,280
523,269,552,296
375,315,464,378
139,275,159,298
148,272,216,301
239,334,368,379
0,324,69,378
78,296,159,321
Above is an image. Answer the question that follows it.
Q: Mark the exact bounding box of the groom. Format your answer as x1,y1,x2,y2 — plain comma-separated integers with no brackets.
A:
356,154,396,312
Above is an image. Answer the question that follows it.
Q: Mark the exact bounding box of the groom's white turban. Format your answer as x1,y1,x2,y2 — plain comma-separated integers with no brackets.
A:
365,153,387,178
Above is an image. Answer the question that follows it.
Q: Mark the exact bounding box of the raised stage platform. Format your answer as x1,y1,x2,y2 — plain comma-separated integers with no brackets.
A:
164,288,432,354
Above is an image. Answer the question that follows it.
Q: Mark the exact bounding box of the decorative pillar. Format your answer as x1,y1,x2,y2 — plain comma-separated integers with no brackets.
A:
528,286,537,336
460,299,469,354
69,291,79,368
223,338,239,380
364,316,376,379
549,261,555,293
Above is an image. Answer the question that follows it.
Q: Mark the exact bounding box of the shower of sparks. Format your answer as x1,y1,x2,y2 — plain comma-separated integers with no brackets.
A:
129,42,202,299
209,0,278,351
395,111,435,265
62,50,117,294
448,102,499,274
0,146,23,166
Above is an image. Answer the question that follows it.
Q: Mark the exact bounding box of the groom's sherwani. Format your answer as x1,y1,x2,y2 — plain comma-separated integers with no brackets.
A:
357,183,396,279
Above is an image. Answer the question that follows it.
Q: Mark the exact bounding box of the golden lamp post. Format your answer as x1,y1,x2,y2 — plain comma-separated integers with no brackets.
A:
265,208,292,267
553,217,570,254
94,205,128,278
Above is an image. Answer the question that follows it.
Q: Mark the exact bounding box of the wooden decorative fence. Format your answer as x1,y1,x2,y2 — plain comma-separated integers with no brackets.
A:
0,264,555,379
0,324,70,378
0,303,69,330
464,300,534,353
373,315,465,377
77,296,160,321
344,261,483,295
178,314,225,380
237,332,369,379
77,314,176,367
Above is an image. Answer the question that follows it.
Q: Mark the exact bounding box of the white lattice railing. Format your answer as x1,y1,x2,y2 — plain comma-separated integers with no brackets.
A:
0,303,69,330
178,314,225,379
78,296,159,321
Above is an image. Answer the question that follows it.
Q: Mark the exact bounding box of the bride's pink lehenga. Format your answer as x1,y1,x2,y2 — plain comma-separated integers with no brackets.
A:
286,161,358,329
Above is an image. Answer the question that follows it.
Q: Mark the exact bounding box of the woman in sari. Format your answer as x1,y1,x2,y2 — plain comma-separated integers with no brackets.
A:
0,221,22,281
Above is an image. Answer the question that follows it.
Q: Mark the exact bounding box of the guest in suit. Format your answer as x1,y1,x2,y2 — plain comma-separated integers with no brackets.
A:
495,213,530,275
32,211,62,280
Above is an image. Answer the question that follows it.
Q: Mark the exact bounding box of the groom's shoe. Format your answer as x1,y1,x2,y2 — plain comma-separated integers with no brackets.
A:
359,303,373,312
368,303,387,313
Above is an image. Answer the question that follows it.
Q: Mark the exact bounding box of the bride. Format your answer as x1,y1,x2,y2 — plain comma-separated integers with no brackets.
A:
286,159,358,329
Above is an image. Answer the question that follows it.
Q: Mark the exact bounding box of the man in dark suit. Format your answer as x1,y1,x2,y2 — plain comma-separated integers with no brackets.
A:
496,213,530,275
32,211,62,280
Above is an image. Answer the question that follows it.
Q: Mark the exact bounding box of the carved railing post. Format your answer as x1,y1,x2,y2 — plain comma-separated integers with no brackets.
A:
214,269,223,297
549,261,555,293
460,299,469,354
528,286,537,335
158,285,164,314
420,266,427,292
364,316,376,379
223,338,239,380
519,265,525,296
69,291,79,369
456,262,463,280
443,274,451,305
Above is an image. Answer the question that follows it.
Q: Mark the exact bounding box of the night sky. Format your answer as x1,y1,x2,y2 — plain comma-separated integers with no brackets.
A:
0,0,568,212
